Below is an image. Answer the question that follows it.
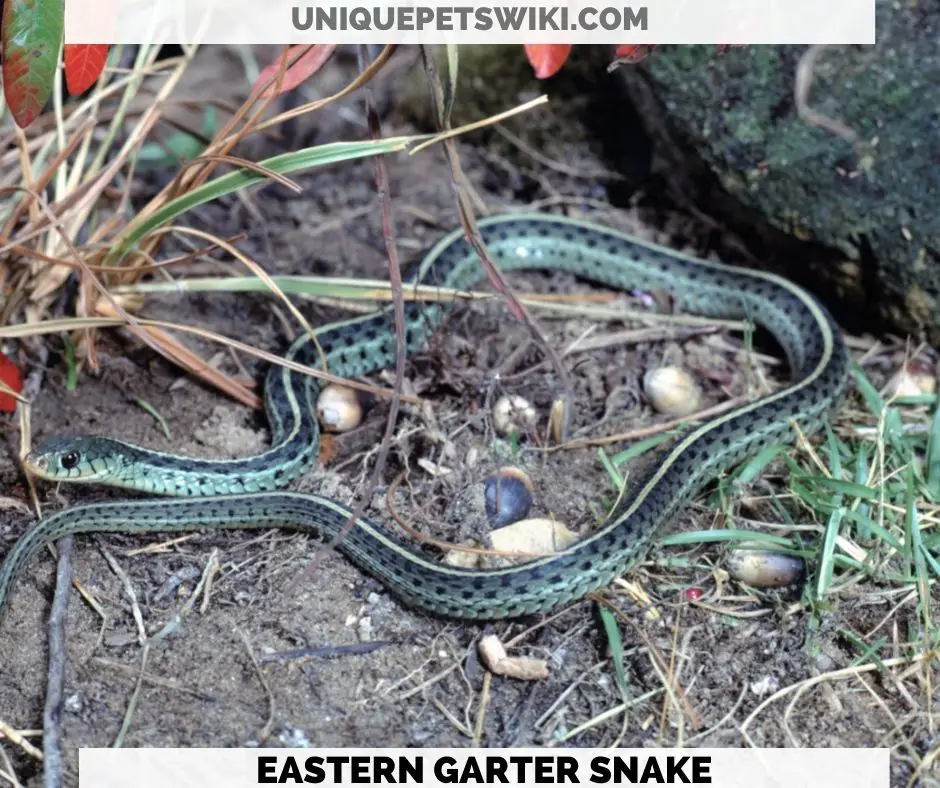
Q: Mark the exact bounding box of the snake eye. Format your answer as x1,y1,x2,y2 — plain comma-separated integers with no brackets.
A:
60,451,81,470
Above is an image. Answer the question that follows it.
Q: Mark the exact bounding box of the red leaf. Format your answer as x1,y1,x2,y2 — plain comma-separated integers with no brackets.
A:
0,352,23,413
523,44,572,79
251,45,337,98
64,44,110,96
613,44,657,64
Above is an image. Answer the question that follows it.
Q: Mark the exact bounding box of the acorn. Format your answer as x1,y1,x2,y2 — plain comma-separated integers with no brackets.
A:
316,384,373,432
643,366,701,417
484,467,534,528
492,394,537,437
727,550,805,589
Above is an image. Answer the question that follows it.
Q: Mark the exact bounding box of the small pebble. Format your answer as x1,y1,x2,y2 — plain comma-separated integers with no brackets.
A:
492,394,537,436
316,384,371,432
643,366,701,417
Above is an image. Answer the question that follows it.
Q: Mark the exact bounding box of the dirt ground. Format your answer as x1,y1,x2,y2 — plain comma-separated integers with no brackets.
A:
0,48,935,788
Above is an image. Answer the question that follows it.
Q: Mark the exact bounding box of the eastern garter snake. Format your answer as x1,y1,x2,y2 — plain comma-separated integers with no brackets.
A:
3,213,850,620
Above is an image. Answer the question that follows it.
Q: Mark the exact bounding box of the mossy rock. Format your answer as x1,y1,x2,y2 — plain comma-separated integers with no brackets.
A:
618,1,940,339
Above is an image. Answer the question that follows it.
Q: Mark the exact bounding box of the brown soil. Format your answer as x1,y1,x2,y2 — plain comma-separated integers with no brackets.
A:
0,48,934,788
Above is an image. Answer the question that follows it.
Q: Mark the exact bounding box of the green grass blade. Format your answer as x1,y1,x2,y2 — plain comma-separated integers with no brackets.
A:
815,505,845,601
925,396,940,494
443,44,459,120
660,530,795,549
106,136,426,265
842,509,905,553
824,424,843,478
732,443,786,486
852,363,884,417
611,432,675,466
597,447,625,490
904,468,932,631
597,605,630,700
132,398,172,440
804,477,880,500
853,444,872,539
62,334,78,391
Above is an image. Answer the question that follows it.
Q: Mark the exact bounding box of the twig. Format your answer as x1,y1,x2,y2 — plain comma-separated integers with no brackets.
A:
100,548,147,645
419,46,576,442
236,629,275,742
236,45,398,139
258,641,392,664
740,651,934,745
0,722,42,761
794,45,859,147
289,44,404,591
146,548,220,644
17,335,50,515
471,672,492,746
355,42,408,544
42,536,74,788
0,747,23,788
494,124,626,182
112,644,149,749
554,688,663,744
4,315,422,408
546,395,752,451
90,658,215,700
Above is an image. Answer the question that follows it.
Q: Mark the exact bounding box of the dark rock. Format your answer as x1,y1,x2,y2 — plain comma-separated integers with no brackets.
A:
617,1,940,339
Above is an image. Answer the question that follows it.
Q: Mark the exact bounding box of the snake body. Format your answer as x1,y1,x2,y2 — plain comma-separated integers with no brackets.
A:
3,214,850,620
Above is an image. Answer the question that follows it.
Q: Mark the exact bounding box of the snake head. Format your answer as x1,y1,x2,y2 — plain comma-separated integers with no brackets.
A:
24,436,128,484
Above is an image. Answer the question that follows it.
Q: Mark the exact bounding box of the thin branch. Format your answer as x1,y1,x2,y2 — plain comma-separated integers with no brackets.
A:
795,45,859,147
289,44,403,590
419,46,576,441
42,537,73,788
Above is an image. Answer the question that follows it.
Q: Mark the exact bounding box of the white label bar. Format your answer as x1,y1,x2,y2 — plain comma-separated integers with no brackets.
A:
64,0,876,45
78,747,890,788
